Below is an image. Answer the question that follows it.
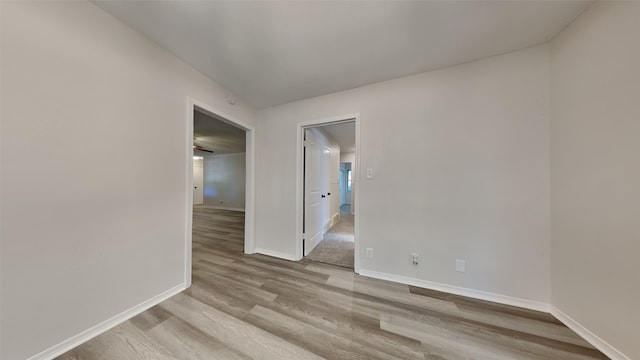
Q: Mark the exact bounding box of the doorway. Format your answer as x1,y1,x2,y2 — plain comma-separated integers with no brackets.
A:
184,98,255,286
298,116,359,271
340,162,353,215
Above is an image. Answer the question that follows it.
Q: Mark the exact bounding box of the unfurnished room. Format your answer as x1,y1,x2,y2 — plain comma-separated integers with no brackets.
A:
1,1,638,360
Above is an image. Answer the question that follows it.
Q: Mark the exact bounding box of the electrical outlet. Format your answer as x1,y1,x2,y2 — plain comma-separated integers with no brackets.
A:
366,248,373,258
456,259,466,273
411,253,419,265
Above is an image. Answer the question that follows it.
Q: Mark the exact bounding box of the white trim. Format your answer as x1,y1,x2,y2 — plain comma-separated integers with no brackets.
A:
304,231,324,256
185,97,257,286
254,248,298,262
27,284,186,360
295,114,361,273
331,213,340,227
353,116,361,273
185,100,194,287
358,269,550,313
200,205,246,212
244,126,256,255
550,306,630,360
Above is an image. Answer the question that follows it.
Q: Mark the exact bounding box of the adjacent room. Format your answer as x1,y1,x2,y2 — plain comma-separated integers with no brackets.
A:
191,108,247,269
2,1,638,360
304,121,356,269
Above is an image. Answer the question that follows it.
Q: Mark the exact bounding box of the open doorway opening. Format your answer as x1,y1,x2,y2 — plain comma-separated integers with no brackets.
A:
301,120,357,270
340,161,354,216
193,110,247,211
185,99,255,287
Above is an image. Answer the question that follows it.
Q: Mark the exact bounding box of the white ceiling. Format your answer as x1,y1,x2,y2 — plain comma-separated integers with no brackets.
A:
94,1,592,109
194,110,246,155
318,122,356,153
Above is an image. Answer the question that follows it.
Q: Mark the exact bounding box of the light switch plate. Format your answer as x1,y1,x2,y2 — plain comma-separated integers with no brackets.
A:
456,259,466,273
366,168,374,179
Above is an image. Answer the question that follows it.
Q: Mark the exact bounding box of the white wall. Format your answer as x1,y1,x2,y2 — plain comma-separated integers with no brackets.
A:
0,2,255,359
550,2,640,359
203,153,246,210
340,152,355,164
256,45,551,305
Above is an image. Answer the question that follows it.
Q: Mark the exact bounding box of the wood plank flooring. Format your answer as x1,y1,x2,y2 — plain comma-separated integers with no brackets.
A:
57,207,608,360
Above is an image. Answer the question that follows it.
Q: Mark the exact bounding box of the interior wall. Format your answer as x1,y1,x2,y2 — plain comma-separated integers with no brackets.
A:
550,2,640,359
340,152,355,163
203,153,246,210
0,2,255,359
256,44,551,305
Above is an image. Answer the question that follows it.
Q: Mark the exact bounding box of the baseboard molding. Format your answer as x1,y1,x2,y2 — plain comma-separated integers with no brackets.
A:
550,306,630,360
322,220,331,233
331,213,340,227
358,269,549,313
303,230,324,256
27,283,186,360
200,205,245,212
254,248,299,261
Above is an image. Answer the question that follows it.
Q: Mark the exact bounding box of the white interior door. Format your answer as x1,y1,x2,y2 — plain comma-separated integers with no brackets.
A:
304,129,325,256
193,161,204,205
321,144,331,229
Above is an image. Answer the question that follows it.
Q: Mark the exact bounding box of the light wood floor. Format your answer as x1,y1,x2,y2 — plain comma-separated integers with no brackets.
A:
57,207,608,360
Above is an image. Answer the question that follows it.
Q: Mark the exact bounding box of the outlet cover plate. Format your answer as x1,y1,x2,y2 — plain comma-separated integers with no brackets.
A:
366,168,374,179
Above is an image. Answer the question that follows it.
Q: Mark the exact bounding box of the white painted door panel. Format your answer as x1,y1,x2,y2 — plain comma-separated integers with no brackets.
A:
321,144,331,231
193,163,204,205
304,129,326,255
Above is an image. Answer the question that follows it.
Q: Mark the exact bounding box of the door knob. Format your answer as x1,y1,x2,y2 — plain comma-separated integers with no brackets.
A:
327,192,331,196
321,194,326,198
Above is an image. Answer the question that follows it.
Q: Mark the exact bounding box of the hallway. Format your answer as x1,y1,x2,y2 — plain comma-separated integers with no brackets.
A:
306,212,354,269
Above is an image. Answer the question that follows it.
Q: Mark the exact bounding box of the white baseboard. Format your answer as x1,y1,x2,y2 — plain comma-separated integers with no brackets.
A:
27,283,186,360
360,268,629,358
358,269,550,312
200,205,245,212
254,248,299,261
550,306,630,360
331,213,340,227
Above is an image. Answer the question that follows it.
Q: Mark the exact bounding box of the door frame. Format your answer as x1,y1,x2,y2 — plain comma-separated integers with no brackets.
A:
184,97,256,287
295,113,360,273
